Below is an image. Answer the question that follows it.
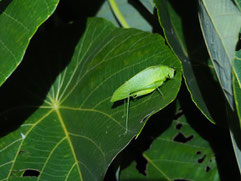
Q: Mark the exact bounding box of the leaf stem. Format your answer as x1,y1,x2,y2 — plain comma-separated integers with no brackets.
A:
108,0,130,28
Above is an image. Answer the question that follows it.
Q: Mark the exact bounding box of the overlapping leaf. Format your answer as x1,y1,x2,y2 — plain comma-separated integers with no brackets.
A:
232,51,241,171
0,18,182,181
0,0,59,87
235,0,241,10
97,0,155,31
120,114,219,180
198,0,241,109
154,0,227,124
234,51,241,122
198,0,241,173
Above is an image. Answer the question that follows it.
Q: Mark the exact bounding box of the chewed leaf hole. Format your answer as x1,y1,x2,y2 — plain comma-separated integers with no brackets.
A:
173,132,193,143
175,123,182,130
23,169,40,177
196,151,201,155
136,155,148,176
198,154,206,163
206,166,211,172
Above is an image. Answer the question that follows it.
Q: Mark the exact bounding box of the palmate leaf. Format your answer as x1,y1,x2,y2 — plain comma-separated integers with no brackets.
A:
0,0,59,87
0,18,182,181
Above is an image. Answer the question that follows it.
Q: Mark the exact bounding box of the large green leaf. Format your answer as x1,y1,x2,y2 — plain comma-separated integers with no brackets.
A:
0,18,182,180
154,0,226,124
198,0,241,109
0,0,59,87
120,112,219,180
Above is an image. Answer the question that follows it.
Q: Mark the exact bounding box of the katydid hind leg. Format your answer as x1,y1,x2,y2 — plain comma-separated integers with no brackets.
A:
131,88,156,98
122,99,126,118
156,87,163,96
125,95,130,134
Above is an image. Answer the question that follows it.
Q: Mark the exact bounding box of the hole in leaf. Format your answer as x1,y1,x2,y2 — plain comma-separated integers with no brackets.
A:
174,179,190,181
196,151,201,155
174,108,184,119
136,154,148,176
236,34,241,50
198,154,206,163
173,132,193,143
175,123,182,130
206,166,211,172
23,169,40,177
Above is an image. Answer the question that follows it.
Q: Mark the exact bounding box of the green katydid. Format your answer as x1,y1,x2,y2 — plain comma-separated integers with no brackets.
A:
111,65,175,134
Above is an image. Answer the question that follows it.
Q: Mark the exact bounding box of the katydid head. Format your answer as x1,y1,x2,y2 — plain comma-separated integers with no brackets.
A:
168,68,175,78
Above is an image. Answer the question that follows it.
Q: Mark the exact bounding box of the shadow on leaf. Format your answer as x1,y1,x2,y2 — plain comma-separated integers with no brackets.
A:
0,15,86,138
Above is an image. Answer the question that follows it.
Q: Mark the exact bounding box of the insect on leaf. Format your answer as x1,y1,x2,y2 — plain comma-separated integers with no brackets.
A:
111,65,175,134
111,65,175,102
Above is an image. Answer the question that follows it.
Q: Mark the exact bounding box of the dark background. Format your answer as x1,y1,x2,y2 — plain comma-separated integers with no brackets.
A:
2,0,240,180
